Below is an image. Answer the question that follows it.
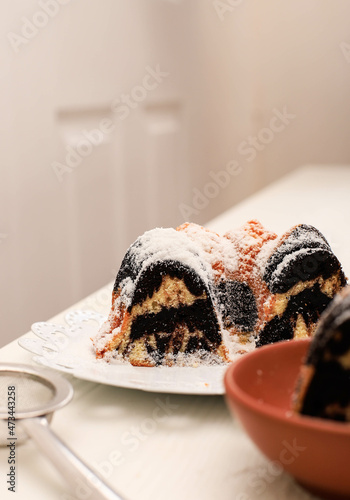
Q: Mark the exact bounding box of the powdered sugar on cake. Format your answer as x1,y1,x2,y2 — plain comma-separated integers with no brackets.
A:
92,220,346,367
121,227,213,303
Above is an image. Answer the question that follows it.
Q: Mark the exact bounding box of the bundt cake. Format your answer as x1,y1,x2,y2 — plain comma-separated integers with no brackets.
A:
93,227,232,366
93,221,346,366
257,224,347,347
223,220,277,342
293,286,350,422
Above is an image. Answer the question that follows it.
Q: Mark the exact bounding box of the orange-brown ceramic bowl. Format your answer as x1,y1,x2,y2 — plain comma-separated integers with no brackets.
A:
224,338,350,500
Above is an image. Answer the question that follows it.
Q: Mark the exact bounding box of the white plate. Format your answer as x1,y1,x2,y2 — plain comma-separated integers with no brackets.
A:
18,310,228,395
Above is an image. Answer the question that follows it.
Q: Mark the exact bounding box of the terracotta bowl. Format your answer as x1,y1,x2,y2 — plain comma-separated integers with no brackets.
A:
224,338,350,500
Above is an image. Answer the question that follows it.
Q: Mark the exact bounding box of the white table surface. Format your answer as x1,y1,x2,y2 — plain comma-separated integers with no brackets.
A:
1,164,349,500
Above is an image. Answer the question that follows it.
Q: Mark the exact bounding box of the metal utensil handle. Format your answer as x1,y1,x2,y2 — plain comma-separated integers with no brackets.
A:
20,416,125,500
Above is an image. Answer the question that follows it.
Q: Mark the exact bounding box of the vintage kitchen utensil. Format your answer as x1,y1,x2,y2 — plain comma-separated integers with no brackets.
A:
0,363,125,500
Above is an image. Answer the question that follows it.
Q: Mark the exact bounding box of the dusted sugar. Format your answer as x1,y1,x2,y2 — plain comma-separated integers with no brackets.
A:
92,221,346,366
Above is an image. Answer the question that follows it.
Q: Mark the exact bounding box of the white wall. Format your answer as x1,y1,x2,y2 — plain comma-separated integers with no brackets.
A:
1,0,350,346
0,0,194,345
186,0,350,222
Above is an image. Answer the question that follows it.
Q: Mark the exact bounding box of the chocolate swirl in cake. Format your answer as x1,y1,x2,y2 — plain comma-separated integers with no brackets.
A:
257,224,346,347
293,287,350,421
93,221,347,366
119,260,223,365
95,227,229,366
